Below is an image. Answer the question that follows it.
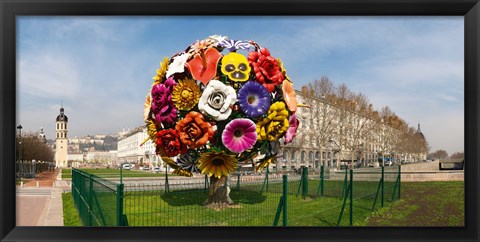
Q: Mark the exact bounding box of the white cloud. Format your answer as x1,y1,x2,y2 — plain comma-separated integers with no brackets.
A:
17,54,80,99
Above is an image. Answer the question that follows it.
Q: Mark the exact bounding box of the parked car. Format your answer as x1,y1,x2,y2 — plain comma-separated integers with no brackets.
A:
152,167,161,173
122,164,133,170
140,166,149,171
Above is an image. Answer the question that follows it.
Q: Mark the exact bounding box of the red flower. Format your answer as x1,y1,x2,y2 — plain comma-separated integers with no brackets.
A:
156,129,186,157
248,48,284,92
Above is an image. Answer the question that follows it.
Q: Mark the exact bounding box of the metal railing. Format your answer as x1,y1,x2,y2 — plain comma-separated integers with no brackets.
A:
16,160,55,179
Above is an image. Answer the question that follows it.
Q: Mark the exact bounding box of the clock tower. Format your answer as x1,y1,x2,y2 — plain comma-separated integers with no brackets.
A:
55,106,68,168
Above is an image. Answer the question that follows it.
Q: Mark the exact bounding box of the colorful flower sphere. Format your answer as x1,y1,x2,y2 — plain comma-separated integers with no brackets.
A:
143,35,300,178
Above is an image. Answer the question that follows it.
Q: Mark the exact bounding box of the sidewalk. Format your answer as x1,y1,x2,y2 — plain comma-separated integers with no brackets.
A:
16,169,65,226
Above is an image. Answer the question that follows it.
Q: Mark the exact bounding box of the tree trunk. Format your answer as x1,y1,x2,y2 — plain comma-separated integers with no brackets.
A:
203,176,234,206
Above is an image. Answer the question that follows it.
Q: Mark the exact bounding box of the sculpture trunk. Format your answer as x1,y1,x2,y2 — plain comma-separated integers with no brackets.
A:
203,176,234,205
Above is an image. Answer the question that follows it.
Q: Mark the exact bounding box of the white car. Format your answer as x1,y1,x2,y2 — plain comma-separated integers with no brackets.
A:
152,167,161,173
122,164,132,170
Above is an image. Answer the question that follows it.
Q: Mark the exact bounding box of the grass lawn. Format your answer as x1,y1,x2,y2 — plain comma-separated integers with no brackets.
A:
62,181,464,227
61,168,173,179
364,181,464,226
62,193,82,226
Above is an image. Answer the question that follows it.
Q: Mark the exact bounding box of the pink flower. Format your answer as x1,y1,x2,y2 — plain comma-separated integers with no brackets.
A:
284,114,299,145
151,77,177,125
222,118,257,153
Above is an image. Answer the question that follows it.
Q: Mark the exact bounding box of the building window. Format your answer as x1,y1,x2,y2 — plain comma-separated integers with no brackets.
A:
57,123,59,130
291,151,295,162
301,151,306,163
65,123,67,130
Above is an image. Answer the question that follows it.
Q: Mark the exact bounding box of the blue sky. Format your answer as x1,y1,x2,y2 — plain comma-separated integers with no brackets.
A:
16,16,464,155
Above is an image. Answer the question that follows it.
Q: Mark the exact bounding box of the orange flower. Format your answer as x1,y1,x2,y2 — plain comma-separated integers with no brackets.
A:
185,48,222,86
282,80,297,113
175,111,214,149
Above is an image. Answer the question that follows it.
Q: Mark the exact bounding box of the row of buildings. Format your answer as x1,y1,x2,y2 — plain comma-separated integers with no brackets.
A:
54,88,428,171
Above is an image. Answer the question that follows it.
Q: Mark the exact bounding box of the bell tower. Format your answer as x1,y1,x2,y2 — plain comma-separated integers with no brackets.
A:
55,105,69,168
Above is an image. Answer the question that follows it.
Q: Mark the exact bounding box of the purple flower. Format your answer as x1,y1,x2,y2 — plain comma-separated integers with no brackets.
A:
284,114,299,145
222,118,257,153
219,39,252,52
151,77,177,125
238,81,271,118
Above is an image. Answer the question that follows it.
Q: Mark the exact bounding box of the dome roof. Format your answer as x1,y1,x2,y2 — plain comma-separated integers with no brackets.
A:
56,107,68,122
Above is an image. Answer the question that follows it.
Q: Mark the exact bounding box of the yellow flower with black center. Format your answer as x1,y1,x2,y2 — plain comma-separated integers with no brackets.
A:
172,78,201,111
256,101,289,141
198,151,238,178
152,57,170,85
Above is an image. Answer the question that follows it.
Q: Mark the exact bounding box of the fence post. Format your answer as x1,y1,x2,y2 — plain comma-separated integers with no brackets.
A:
342,167,348,199
165,170,170,194
349,169,353,226
398,165,401,200
302,167,308,199
88,174,93,226
381,166,385,207
318,165,324,196
261,166,270,194
282,174,288,226
296,167,303,197
116,183,124,226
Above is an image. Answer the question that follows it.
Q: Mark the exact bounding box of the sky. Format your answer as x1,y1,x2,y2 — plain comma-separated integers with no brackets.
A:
16,16,464,155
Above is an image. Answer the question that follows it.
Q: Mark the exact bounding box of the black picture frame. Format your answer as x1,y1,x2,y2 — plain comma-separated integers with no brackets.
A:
1,0,478,241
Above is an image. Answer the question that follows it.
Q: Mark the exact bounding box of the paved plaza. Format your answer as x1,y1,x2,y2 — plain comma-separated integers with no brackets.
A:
16,169,67,226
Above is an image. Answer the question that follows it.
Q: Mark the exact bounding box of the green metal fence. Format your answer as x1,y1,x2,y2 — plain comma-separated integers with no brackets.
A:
71,165,400,226
71,168,125,226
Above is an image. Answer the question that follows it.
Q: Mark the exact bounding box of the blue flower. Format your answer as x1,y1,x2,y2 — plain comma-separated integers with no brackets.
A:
237,81,271,118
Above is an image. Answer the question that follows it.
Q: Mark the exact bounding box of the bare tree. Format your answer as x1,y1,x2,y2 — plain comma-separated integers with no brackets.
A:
303,77,338,169
343,93,376,169
450,152,464,159
428,150,449,160
16,133,54,162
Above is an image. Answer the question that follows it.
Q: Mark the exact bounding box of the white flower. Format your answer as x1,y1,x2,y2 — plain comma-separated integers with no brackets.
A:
198,80,237,121
166,53,190,77
208,35,228,44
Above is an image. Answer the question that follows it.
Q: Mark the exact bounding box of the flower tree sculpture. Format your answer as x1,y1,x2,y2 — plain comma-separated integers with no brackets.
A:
143,35,300,206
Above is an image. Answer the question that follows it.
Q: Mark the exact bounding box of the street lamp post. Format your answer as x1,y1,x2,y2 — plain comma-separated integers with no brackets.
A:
17,125,23,179
32,159,36,178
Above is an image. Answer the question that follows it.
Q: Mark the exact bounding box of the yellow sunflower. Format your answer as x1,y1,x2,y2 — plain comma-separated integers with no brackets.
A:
172,78,201,111
140,117,158,147
198,151,238,178
152,57,170,85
